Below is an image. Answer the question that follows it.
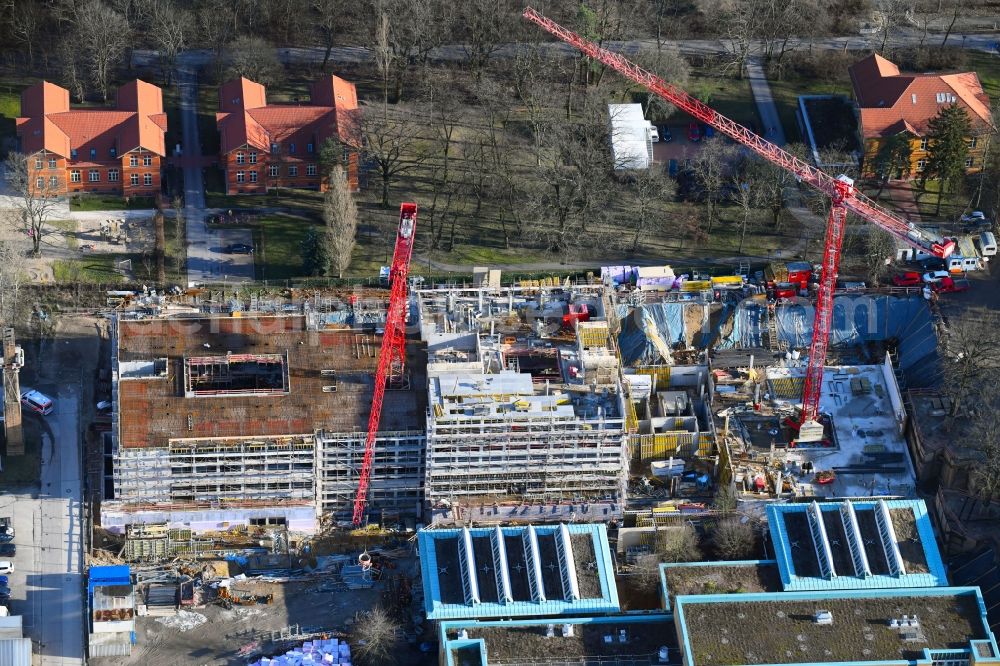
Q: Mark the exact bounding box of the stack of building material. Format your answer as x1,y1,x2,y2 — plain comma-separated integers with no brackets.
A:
250,638,351,665
144,584,178,617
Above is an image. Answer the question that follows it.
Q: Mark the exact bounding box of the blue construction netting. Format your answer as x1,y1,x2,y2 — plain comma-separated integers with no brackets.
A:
775,295,939,386
617,303,685,366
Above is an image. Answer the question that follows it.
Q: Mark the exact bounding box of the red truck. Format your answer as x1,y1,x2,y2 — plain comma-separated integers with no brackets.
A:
931,276,970,293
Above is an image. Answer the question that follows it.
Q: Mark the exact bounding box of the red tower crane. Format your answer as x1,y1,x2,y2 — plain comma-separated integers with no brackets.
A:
522,7,955,436
352,202,418,527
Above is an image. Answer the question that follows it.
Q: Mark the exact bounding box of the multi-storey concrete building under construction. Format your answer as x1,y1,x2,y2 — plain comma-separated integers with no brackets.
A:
417,284,628,525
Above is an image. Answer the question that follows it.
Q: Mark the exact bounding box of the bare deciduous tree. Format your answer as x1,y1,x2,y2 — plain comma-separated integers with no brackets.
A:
940,312,1000,417
0,237,27,328
75,0,131,101
623,169,676,253
322,166,358,278
150,0,194,85
312,0,342,73
197,0,236,81
865,226,897,285
655,523,702,563
351,606,402,666
712,518,756,559
227,36,283,88
4,153,62,257
361,107,430,208
689,137,736,234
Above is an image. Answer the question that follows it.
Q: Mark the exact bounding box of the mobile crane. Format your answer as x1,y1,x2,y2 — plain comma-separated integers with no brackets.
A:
522,7,955,439
352,203,418,526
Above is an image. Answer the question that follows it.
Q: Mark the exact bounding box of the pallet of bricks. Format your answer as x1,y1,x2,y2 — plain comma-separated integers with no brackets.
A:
251,637,351,665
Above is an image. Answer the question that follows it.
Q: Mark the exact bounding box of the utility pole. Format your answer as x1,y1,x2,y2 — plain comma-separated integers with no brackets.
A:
2,328,24,455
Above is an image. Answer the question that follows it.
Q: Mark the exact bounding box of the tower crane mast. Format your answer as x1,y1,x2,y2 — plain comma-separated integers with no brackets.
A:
352,202,418,527
522,7,955,431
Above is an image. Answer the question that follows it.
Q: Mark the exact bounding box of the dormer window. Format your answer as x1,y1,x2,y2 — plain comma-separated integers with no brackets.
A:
90,148,96,159
911,94,917,105
71,149,78,159
289,143,296,154
271,143,279,154
307,142,314,153
110,147,117,158
935,92,956,103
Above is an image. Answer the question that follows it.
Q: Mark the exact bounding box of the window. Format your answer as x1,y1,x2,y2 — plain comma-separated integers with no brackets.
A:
49,175,58,187
130,173,139,186
970,137,978,149
919,138,928,150
307,142,314,153
110,147,116,158
917,159,926,171
965,157,974,168
249,152,257,164
35,177,44,189
269,165,279,177
48,158,57,169
289,143,296,154
89,170,100,182
90,148,97,159
71,149,78,159
70,170,81,183
288,165,298,177
249,170,257,183
143,155,152,167
34,158,42,169
236,151,245,164
143,173,152,186
109,169,119,182
271,143,279,154
236,171,245,183
130,155,138,167
306,164,317,176
936,92,957,103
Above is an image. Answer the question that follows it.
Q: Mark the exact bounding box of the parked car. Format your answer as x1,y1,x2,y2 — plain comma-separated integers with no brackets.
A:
932,276,970,293
657,125,672,143
892,272,922,287
0,532,12,544
687,122,701,142
20,389,54,416
0,545,14,558
917,257,947,271
0,587,10,599
0,562,13,575
226,243,254,255
922,270,950,283
647,124,660,143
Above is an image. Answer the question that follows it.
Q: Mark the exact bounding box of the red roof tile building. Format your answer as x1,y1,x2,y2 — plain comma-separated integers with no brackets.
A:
16,80,167,197
849,54,994,179
215,76,360,195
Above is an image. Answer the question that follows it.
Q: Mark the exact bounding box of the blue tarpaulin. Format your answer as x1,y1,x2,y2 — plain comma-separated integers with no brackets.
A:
776,295,938,386
618,303,685,365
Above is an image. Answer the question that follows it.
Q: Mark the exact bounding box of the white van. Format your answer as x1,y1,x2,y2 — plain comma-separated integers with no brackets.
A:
947,256,982,272
978,231,997,257
647,123,659,143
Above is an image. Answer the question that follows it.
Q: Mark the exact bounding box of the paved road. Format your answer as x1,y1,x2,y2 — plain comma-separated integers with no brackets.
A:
3,379,84,665
176,55,255,287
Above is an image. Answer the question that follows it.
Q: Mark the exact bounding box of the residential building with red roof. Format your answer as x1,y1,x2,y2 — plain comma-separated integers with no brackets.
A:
849,54,994,179
214,75,360,195
15,79,167,198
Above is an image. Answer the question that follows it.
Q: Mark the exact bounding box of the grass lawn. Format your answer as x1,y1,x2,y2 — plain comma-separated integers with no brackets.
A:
0,425,41,485
966,51,1000,99
254,213,317,282
48,218,78,250
52,254,127,284
69,195,156,211
911,179,967,221
0,86,19,148
683,70,760,131
197,84,221,156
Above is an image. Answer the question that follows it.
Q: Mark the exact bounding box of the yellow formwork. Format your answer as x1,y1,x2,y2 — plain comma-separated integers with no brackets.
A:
636,365,671,391
625,400,639,434
632,432,716,461
768,376,804,399
578,323,609,348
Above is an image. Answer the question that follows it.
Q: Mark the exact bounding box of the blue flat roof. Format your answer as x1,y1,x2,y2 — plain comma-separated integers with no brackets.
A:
768,499,948,591
418,523,619,620
88,565,131,591
675,586,999,666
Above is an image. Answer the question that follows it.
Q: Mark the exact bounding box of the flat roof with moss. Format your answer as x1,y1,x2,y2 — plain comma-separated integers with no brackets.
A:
441,614,676,664
660,560,781,610
676,587,996,666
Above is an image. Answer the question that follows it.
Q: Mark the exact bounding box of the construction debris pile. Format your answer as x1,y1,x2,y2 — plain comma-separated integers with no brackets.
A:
250,637,351,666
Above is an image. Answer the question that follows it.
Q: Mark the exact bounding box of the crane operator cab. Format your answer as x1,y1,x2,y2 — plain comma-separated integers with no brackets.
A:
399,215,415,239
